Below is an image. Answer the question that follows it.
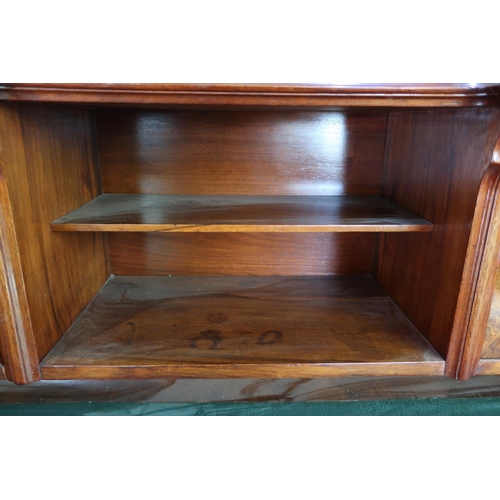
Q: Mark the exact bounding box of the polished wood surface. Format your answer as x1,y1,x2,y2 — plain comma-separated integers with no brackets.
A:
454,152,500,378
109,233,375,275
98,110,387,196
1,85,500,388
0,103,109,361
375,108,500,375
476,359,500,374
477,140,500,365
482,270,500,359
4,375,500,402
52,194,433,233
41,275,444,379
0,169,40,383
2,84,499,107
0,363,5,380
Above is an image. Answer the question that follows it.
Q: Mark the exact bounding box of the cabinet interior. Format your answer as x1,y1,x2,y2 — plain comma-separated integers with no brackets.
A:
3,101,500,381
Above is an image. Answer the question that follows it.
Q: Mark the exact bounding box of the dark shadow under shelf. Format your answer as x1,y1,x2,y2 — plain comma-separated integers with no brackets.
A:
40,275,444,379
50,194,433,233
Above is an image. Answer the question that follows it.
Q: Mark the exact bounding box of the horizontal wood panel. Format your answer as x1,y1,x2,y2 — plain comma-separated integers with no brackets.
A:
8,375,500,403
3,84,499,107
109,233,375,275
98,110,387,196
52,194,433,233
41,275,444,379
475,360,500,375
41,363,444,379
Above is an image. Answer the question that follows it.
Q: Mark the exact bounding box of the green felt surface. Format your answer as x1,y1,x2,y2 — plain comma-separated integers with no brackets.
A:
2,398,500,415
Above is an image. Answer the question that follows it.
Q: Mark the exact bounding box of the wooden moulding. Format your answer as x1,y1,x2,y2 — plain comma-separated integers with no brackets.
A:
40,275,444,380
0,169,40,383
51,194,433,233
454,135,500,379
1,84,499,108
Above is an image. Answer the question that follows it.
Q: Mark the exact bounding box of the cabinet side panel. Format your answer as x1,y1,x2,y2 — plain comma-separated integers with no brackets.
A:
0,103,108,360
110,233,375,276
376,108,500,360
0,104,41,382
98,110,387,196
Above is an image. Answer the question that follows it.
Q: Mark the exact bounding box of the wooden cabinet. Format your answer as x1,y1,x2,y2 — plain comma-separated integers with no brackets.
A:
0,84,499,384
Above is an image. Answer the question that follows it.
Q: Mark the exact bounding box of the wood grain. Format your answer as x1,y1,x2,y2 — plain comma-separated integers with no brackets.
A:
375,108,500,374
2,84,499,107
98,110,387,196
482,271,500,358
51,194,433,233
453,159,500,379
41,275,444,379
0,169,40,383
6,375,500,403
109,233,375,276
474,359,500,375
0,102,109,361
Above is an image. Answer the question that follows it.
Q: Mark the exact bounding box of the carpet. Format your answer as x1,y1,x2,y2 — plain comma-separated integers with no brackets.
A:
1,397,500,415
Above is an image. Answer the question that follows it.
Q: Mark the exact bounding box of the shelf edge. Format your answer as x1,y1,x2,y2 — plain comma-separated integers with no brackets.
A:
41,361,445,379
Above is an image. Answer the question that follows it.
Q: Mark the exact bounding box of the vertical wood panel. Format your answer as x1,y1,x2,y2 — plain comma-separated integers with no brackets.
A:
0,168,40,383
473,139,500,367
375,108,500,374
0,102,108,361
452,157,500,378
98,109,387,196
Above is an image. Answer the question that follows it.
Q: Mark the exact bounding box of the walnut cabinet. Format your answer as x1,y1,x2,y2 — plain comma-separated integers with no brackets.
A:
1,84,500,384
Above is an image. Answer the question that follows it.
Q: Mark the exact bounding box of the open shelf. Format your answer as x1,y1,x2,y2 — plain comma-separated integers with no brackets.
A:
40,275,444,379
50,194,433,233
2,85,499,388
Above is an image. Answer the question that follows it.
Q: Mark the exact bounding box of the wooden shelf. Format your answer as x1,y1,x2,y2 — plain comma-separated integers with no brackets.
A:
40,275,444,379
50,194,433,233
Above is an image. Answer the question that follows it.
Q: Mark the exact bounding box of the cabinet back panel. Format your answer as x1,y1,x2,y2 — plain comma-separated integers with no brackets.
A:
97,109,387,196
109,233,375,276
